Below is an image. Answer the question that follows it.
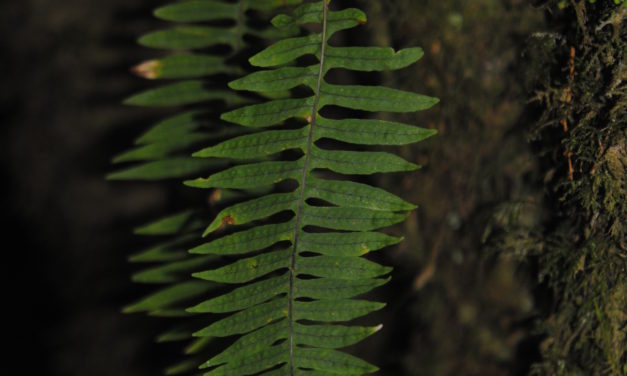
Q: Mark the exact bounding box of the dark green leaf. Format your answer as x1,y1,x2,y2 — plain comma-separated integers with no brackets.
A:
190,221,295,255
185,160,303,189
123,281,213,314
302,206,409,231
315,116,437,145
138,27,237,50
154,1,239,23
193,249,290,283
124,81,245,107
107,157,223,180
193,298,288,337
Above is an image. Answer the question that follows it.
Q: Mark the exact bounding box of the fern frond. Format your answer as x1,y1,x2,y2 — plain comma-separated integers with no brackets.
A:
186,1,438,374
115,1,302,373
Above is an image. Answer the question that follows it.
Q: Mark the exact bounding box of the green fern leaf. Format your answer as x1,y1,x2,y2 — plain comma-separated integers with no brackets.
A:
129,234,196,263
138,26,239,50
134,111,207,145
185,1,437,374
132,255,216,284
123,281,214,314
106,157,223,181
123,81,248,107
190,221,295,255
154,1,240,22
133,211,200,236
131,55,240,80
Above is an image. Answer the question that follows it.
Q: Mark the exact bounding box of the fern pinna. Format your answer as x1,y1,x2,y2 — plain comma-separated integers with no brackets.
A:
182,1,438,374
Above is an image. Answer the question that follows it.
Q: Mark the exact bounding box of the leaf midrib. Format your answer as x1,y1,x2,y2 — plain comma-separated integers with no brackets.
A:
287,1,328,374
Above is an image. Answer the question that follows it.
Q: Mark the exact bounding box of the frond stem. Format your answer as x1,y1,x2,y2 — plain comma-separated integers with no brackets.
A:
287,1,328,374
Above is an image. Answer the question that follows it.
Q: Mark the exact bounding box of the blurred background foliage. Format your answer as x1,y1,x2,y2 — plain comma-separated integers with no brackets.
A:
1,0,623,375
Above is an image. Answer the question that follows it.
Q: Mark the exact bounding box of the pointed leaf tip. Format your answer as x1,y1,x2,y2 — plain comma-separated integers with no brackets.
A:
183,178,208,189
131,60,162,79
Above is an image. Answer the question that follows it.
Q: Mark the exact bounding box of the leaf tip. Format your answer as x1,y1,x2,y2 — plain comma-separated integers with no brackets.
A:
426,128,439,138
405,201,419,210
227,79,240,91
121,304,137,314
105,171,123,181
183,178,209,189
111,151,131,164
152,6,171,21
407,161,420,171
191,148,207,158
131,60,162,79
122,94,141,107
248,51,271,68
191,328,205,338
121,97,133,106
358,13,367,25
429,96,440,107
185,305,200,314
188,244,202,253
220,110,237,124
412,46,425,57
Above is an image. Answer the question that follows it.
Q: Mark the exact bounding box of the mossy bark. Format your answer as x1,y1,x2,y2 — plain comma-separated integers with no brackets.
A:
521,2,626,375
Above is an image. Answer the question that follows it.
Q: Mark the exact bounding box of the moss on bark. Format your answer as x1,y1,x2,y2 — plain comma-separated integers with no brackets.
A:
514,1,625,374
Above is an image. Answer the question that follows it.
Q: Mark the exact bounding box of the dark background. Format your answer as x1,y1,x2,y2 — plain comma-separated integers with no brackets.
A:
2,0,169,374
1,1,548,375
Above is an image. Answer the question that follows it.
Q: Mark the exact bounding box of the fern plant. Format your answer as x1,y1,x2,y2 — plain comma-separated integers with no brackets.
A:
178,1,438,374
115,0,437,374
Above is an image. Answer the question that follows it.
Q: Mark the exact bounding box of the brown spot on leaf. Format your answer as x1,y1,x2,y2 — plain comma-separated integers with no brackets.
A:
219,214,235,230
